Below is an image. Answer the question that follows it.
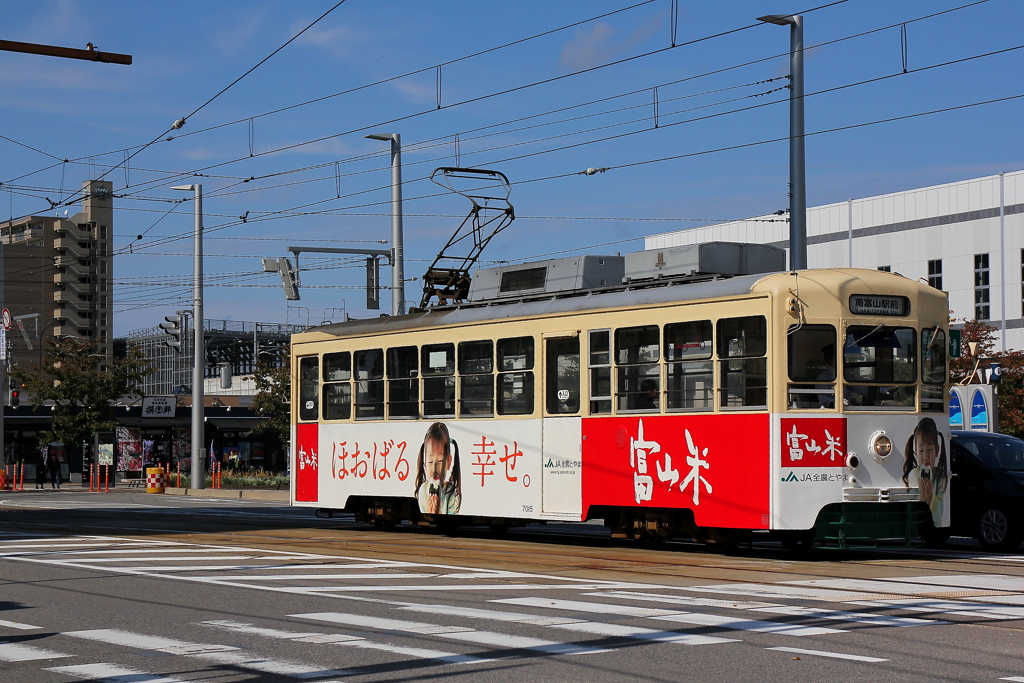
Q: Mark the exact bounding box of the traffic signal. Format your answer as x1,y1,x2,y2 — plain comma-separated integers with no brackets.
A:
262,257,300,301
159,314,183,353
9,382,19,407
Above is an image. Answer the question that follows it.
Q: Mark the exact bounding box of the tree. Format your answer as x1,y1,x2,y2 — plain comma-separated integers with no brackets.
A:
11,337,153,450
950,318,1024,438
251,351,290,447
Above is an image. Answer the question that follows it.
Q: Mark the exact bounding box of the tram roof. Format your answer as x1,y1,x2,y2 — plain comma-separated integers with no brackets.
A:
302,271,774,340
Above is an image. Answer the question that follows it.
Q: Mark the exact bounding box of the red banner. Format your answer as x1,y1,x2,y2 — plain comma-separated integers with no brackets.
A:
582,414,770,529
295,423,319,502
780,418,847,468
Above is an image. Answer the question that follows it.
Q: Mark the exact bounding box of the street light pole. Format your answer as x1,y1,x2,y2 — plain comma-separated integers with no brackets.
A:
758,13,806,271
364,133,405,315
172,184,205,489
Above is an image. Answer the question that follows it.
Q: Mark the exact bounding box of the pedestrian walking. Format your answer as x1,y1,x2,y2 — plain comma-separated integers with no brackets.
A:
47,451,62,489
35,451,47,489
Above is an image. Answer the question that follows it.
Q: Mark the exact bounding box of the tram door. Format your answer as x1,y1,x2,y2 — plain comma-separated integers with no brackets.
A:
541,333,583,518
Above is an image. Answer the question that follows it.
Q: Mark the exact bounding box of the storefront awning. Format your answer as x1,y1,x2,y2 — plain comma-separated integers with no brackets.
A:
206,417,266,430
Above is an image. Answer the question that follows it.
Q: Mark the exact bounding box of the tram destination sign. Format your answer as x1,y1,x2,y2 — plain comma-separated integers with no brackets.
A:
849,294,910,316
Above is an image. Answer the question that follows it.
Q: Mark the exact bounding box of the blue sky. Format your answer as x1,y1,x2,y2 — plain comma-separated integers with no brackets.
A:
1,0,1021,333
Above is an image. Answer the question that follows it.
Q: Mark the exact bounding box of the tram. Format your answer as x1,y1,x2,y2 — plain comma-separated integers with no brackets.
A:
289,243,950,548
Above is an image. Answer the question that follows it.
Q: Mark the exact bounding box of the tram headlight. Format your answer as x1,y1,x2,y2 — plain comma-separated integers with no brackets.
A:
869,431,892,461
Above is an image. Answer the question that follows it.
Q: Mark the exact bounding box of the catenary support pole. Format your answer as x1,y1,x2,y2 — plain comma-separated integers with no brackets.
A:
1000,171,1006,353
789,15,806,271
365,133,405,315
176,185,207,490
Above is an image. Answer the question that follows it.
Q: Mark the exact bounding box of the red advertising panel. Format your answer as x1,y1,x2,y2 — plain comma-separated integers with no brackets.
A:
780,417,847,468
582,414,770,529
295,423,319,502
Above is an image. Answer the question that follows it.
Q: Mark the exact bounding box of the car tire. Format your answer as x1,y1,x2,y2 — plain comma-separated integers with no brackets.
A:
977,507,1022,552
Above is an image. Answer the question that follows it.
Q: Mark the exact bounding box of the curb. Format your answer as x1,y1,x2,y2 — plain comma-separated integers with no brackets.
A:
160,487,290,502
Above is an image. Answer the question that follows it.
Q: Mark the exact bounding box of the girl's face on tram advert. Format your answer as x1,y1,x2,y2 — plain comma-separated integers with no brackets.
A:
424,436,448,483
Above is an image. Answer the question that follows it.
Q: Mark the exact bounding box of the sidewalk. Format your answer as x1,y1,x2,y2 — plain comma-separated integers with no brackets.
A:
163,487,289,502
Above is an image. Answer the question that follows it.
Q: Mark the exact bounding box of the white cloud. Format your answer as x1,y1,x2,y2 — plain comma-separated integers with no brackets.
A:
559,12,665,72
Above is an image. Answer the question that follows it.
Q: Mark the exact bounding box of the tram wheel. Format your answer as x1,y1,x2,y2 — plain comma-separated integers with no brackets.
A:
372,518,397,532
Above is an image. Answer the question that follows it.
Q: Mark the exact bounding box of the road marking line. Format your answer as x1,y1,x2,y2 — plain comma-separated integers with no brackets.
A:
0,641,73,661
767,646,887,662
64,630,346,679
866,574,1024,592
292,611,608,655
494,597,843,637
0,618,42,630
47,663,191,682
671,583,870,601
749,605,937,627
196,573,440,581
587,590,781,610
31,556,253,564
999,677,1024,681
201,619,490,664
282,584,617,593
846,599,1024,620
393,601,733,646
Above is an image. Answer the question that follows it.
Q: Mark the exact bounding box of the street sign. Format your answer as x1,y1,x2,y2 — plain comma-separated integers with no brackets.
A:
1,308,11,331
949,329,962,358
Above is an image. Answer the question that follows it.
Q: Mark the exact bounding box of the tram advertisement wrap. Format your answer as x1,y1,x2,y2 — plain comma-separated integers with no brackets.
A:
581,414,770,529
295,423,319,502
310,420,543,518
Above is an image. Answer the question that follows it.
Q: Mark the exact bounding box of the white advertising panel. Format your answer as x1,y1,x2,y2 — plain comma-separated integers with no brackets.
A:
316,419,544,519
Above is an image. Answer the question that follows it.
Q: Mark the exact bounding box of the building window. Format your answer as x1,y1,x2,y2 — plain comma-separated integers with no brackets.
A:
877,265,891,272
975,253,990,320
99,225,107,239
928,259,942,290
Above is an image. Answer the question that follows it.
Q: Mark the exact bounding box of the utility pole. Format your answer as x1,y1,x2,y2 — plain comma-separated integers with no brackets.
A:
364,134,406,315
0,39,130,475
757,14,806,271
172,184,205,489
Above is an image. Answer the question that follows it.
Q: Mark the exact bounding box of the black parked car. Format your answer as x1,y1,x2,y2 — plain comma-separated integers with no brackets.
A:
949,431,1024,551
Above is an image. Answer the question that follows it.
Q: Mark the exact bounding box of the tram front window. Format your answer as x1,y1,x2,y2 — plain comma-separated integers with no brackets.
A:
616,325,660,411
787,324,836,410
921,327,947,413
354,348,385,419
459,340,494,416
422,343,455,417
298,355,319,421
843,325,916,410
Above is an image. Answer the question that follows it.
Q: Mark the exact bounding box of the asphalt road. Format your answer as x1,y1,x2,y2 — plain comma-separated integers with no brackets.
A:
1,489,1023,683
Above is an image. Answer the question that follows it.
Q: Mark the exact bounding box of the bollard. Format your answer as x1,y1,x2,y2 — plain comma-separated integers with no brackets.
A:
145,467,165,494
90,463,96,492
18,462,24,491
176,461,181,488
104,465,110,493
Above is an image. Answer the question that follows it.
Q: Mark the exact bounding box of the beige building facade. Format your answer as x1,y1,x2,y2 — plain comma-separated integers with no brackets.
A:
2,179,113,373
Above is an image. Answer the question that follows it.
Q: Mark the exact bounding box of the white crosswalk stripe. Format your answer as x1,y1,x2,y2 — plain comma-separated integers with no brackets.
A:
0,641,73,662
493,597,844,636
47,663,193,683
64,629,348,679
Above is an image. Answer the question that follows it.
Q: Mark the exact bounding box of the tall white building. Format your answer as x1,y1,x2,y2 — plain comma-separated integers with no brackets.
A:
646,170,1024,350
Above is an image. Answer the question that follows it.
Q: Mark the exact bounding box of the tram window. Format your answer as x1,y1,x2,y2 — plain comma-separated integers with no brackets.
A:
921,327,947,413
843,326,916,410
843,326,916,383
459,340,494,416
616,325,659,412
387,346,419,419
498,337,534,415
322,352,351,420
786,325,836,410
589,330,612,414
665,321,713,411
323,383,351,420
298,356,319,421
718,316,767,408
323,352,351,382
547,336,581,414
354,348,385,419
422,343,455,417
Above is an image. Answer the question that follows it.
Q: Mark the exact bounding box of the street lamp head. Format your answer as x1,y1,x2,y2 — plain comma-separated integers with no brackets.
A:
170,184,195,192
364,133,397,142
757,14,795,25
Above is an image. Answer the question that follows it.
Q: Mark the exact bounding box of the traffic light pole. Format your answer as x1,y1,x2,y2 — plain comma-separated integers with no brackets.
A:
190,185,205,490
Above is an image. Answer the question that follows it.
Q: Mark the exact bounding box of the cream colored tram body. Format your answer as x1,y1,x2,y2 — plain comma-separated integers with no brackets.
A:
290,265,950,546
